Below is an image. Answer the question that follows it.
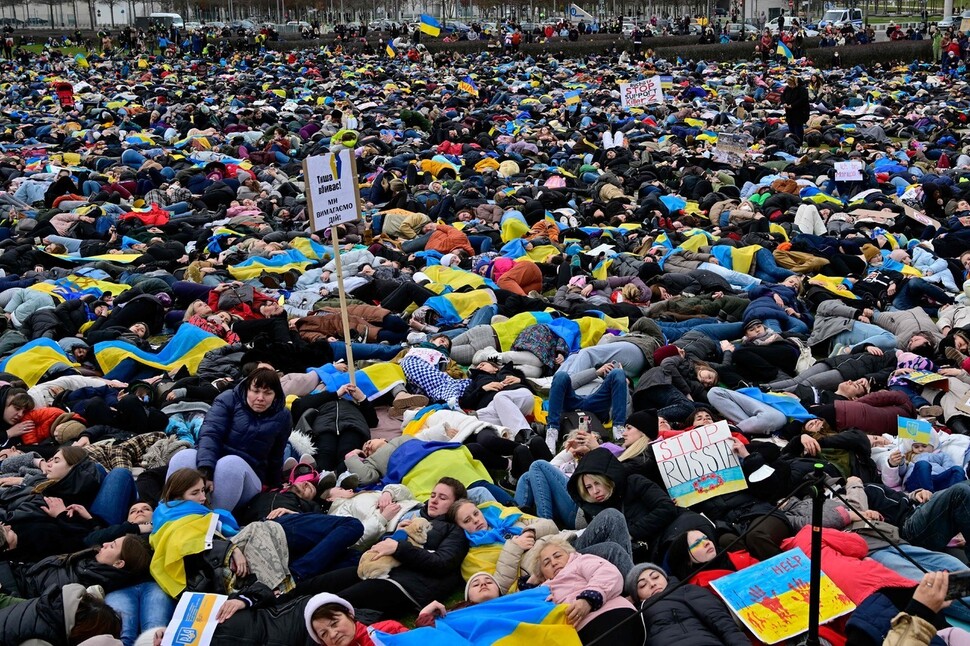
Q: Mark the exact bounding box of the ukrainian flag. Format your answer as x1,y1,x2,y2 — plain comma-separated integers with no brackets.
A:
310,362,406,401
419,14,441,36
563,89,581,105
95,324,227,379
458,75,479,97
0,339,79,387
227,249,314,280
777,42,794,61
386,41,397,57
374,586,581,645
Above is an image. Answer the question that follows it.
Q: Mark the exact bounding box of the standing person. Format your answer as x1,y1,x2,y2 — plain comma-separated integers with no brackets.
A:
781,76,810,146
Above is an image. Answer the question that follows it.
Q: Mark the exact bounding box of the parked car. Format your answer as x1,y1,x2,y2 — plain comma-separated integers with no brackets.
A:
26,17,49,26
818,7,863,29
724,21,760,39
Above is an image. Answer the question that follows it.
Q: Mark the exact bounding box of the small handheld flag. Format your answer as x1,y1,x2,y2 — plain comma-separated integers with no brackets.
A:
419,14,441,37
386,41,396,57
777,42,794,61
564,89,581,105
458,75,479,97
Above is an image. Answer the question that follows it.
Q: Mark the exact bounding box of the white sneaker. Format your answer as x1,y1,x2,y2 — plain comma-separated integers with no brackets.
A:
545,428,559,454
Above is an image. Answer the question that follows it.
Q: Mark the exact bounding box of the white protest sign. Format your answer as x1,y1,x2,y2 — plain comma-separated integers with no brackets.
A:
619,76,663,108
651,420,747,506
303,149,362,232
162,592,228,646
834,160,864,182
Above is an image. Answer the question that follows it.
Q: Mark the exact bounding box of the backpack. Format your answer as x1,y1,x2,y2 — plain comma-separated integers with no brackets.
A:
184,537,238,594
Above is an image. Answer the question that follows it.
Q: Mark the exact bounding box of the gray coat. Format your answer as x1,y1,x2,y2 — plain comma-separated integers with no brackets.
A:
346,435,414,485
805,299,864,348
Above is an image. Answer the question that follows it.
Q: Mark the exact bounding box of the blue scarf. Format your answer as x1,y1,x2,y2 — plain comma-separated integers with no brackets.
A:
464,505,523,547
151,500,240,537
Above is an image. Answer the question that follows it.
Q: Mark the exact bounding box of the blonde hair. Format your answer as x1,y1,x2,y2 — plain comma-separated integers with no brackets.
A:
521,535,576,581
576,473,614,504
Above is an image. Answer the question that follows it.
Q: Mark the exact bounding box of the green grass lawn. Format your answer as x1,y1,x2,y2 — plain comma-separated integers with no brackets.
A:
866,14,941,23
21,43,92,57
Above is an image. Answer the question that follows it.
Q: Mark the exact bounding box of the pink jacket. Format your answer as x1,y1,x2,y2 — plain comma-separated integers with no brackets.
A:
544,552,635,630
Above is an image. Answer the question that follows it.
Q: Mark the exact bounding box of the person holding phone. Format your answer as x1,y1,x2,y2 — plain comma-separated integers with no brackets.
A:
882,571,955,646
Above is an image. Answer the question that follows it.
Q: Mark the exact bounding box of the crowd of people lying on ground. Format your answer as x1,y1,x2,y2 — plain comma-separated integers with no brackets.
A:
2,34,970,646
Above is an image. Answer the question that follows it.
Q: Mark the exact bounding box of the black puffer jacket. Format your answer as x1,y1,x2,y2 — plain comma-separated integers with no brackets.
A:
0,582,85,646
567,448,680,551
639,578,749,646
12,549,137,597
387,517,469,609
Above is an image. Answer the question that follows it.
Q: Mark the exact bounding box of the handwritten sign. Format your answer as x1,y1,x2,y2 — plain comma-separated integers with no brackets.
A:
897,415,933,444
711,548,856,645
304,149,362,232
834,160,864,182
162,592,228,646
619,76,663,108
651,420,747,507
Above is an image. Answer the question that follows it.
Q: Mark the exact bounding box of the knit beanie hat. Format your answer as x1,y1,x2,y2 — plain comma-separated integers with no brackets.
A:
625,410,659,440
464,571,500,601
624,562,668,597
653,344,680,365
861,243,880,263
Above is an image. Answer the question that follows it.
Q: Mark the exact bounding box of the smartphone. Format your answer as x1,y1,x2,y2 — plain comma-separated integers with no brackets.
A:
946,570,970,600
578,413,590,434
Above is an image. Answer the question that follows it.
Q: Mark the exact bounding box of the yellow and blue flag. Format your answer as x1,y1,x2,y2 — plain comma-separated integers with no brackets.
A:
374,586,581,645
419,14,441,37
458,75,479,97
386,41,397,57
310,362,406,401
563,89,581,105
0,339,79,387
95,324,227,379
227,249,314,280
777,42,794,61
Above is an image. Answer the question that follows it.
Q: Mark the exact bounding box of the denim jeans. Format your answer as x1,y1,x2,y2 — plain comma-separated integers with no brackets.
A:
699,265,762,291
753,248,795,283
91,468,137,525
546,369,628,431
832,321,898,354
904,462,966,493
514,460,578,529
762,315,810,336
635,384,696,427
105,581,175,646
329,342,403,362
870,544,970,624
657,319,742,343
573,508,633,558
275,513,364,581
902,481,970,560
891,277,953,314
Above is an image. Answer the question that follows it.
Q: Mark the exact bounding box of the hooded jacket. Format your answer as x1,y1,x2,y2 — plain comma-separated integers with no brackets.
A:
11,549,136,597
196,373,291,487
567,448,680,551
0,582,86,646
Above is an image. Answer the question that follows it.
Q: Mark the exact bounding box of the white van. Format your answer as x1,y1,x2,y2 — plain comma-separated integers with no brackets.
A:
818,7,863,29
149,12,185,29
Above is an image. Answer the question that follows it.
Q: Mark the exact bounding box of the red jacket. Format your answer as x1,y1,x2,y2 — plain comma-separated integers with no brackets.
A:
207,288,275,321
781,526,916,605
347,619,408,645
688,550,760,591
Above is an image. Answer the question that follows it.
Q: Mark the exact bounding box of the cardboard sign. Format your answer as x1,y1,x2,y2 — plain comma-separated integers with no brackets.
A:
902,370,949,388
710,548,856,645
651,420,747,507
713,132,752,167
897,415,933,444
162,592,229,646
303,149,362,232
834,160,864,182
619,76,663,108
